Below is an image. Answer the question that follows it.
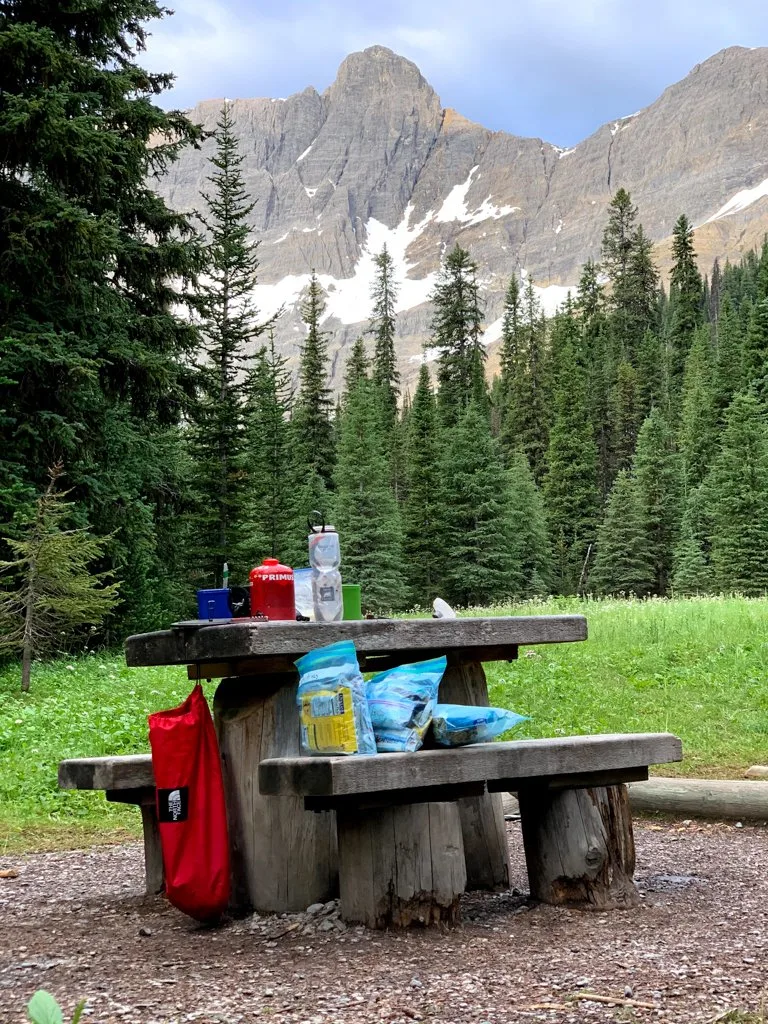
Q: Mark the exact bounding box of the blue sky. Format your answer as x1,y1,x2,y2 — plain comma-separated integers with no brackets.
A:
145,1,768,147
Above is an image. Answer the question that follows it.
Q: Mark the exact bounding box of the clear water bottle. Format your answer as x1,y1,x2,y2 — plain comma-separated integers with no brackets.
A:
308,518,342,622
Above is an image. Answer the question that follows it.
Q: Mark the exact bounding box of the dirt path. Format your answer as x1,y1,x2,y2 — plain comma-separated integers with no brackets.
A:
1,818,766,1024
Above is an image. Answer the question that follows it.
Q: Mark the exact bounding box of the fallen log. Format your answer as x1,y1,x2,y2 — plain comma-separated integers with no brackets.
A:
628,777,768,821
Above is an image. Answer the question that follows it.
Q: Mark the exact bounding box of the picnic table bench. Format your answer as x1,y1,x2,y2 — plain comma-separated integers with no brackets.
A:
260,733,682,927
58,614,682,926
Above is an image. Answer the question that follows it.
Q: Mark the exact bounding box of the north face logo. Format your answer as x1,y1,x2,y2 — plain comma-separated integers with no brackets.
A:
158,786,189,822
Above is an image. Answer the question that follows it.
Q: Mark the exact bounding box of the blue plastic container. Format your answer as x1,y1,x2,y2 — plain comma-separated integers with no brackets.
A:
196,588,232,620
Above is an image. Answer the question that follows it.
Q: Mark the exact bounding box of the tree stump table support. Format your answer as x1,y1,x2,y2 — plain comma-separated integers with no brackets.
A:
337,801,466,928
440,654,510,891
517,782,639,909
214,674,337,914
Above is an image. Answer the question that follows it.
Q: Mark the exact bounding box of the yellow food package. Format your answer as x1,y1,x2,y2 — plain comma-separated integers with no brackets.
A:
300,686,358,754
295,640,376,756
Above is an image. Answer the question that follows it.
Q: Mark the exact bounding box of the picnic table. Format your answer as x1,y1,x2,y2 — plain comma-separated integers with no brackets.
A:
124,614,590,915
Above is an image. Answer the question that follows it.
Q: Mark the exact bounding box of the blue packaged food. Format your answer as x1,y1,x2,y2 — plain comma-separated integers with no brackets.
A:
431,704,528,746
366,656,446,752
295,640,376,755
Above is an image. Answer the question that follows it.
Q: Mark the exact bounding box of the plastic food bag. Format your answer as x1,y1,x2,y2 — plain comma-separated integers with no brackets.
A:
366,656,447,752
296,640,376,755
431,703,528,747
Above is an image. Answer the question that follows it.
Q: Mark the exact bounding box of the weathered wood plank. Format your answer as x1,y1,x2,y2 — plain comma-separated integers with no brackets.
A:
59,755,153,791
214,674,337,914
140,804,164,896
259,733,682,798
336,801,466,928
488,766,649,793
303,781,486,812
126,614,587,667
518,783,639,909
440,656,509,892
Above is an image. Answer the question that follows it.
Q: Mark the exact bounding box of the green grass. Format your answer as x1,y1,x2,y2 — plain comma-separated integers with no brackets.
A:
2,596,768,853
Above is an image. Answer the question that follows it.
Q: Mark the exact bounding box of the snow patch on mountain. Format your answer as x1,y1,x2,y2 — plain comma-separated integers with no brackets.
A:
704,176,768,223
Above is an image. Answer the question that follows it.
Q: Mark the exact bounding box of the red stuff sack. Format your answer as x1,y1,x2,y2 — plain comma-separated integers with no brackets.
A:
148,684,230,921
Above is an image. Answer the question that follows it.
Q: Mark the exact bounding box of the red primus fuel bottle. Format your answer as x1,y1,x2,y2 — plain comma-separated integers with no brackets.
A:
249,557,296,621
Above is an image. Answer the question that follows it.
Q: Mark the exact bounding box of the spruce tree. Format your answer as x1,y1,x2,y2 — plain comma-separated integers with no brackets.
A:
0,464,120,691
634,408,683,595
679,327,717,490
504,281,551,482
742,298,768,400
343,337,370,401
543,336,600,594
402,365,444,607
671,511,713,595
0,0,205,631
610,360,641,474
590,470,655,597
240,330,294,567
432,244,486,426
369,246,400,427
713,296,744,420
707,391,768,595
438,403,520,606
668,214,704,394
507,451,553,596
284,274,336,563
333,372,405,613
577,260,613,496
189,102,271,587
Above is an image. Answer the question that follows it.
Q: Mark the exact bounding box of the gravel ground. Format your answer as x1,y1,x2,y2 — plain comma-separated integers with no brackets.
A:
1,817,766,1024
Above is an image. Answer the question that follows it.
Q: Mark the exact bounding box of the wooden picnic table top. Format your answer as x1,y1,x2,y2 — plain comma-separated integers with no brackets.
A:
124,613,588,668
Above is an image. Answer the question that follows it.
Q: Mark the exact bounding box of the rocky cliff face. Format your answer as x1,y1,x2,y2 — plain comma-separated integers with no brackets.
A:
155,45,768,391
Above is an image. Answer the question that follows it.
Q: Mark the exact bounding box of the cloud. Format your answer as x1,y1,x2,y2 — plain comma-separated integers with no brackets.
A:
144,0,768,144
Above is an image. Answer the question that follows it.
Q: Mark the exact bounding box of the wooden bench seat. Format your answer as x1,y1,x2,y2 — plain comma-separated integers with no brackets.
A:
58,755,160,895
260,732,682,928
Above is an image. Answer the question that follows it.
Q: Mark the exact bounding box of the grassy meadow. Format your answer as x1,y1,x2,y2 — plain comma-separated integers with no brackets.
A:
1,595,767,853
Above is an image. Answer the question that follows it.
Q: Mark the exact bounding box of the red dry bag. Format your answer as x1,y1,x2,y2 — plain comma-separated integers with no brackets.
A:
148,684,230,921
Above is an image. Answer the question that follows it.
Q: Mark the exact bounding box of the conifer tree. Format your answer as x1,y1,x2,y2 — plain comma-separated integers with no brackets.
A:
742,298,768,400
637,330,666,419
240,330,294,566
438,403,519,606
668,214,704,394
707,391,768,595
671,512,713,595
708,257,723,323
634,409,683,595
343,337,370,402
291,273,335,483
402,365,444,607
590,470,655,597
544,336,600,594
333,371,406,613
0,465,120,691
679,328,717,490
0,0,205,630
507,451,553,596
713,296,744,420
432,244,486,426
504,281,550,482
189,102,271,586
610,361,641,474
577,261,613,496
369,246,400,427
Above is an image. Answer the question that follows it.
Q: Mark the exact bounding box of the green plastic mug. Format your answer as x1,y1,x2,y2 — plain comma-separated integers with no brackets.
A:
342,583,362,620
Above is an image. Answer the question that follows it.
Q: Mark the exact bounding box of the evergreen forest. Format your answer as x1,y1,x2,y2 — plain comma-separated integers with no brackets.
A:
4,1,768,659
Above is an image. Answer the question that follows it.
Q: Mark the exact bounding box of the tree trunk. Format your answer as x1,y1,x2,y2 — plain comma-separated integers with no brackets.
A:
518,783,639,910
438,654,510,891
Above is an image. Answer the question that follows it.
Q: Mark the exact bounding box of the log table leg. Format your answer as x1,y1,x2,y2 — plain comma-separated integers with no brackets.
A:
517,783,639,909
337,802,466,928
439,655,510,891
214,674,337,914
